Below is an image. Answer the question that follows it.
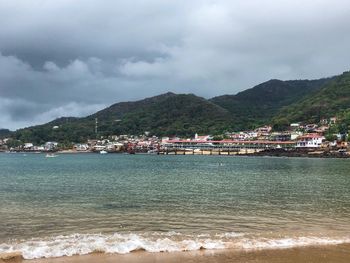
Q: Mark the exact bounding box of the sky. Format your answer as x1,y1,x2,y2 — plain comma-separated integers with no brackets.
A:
1,0,350,130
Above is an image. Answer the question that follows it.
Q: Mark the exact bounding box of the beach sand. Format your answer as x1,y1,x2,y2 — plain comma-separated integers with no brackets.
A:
2,244,350,263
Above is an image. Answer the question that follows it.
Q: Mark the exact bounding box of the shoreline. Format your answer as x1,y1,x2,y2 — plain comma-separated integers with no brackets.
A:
157,148,350,158
1,149,349,158
2,243,350,263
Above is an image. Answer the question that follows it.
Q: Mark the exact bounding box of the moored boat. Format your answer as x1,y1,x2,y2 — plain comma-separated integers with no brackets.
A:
45,153,58,158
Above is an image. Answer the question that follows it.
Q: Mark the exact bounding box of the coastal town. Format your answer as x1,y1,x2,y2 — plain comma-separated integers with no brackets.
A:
0,116,349,158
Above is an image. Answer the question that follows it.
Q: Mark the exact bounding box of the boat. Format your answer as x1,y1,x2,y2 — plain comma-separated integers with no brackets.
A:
45,153,58,158
100,150,108,154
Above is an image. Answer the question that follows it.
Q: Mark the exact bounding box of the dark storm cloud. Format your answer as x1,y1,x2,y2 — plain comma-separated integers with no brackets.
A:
1,0,350,129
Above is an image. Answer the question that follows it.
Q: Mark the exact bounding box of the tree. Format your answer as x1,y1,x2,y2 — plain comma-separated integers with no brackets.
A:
272,117,289,131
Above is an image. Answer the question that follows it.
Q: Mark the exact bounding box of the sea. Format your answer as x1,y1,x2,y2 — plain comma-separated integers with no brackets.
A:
0,153,350,259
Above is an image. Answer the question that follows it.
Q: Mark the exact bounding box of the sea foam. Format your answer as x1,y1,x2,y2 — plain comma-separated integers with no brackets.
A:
0,232,349,260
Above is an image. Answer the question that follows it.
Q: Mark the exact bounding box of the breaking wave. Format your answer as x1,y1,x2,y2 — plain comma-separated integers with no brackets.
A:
0,232,349,260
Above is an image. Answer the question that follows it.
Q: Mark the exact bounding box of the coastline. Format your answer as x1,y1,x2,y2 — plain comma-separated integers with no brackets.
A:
2,148,349,158
243,148,350,158
2,243,350,263
157,148,350,158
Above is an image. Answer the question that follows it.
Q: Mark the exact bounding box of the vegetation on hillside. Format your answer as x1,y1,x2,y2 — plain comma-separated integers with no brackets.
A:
13,93,235,143
210,78,332,129
10,71,350,144
272,71,350,130
0,129,11,139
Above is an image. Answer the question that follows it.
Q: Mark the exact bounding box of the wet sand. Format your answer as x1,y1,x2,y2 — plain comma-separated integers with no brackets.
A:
2,244,350,263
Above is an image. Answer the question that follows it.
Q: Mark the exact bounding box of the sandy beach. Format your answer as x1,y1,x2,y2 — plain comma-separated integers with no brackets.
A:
2,244,350,263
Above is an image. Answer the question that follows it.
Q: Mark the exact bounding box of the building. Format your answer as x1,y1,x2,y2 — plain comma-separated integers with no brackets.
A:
45,142,58,151
270,132,291,141
162,139,296,151
290,123,300,130
23,143,34,150
255,126,272,133
304,124,318,133
291,131,303,140
296,134,325,148
75,144,90,151
330,117,337,125
194,133,211,141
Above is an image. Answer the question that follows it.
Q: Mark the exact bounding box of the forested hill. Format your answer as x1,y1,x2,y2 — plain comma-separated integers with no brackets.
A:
272,71,350,128
12,93,235,144
0,129,11,139
9,72,347,144
89,92,235,137
210,78,332,128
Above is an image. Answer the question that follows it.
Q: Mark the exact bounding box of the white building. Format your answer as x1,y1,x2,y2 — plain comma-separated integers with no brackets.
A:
296,134,325,148
24,143,34,149
291,131,303,140
94,145,106,151
75,144,89,151
45,142,58,151
194,133,211,141
290,123,300,129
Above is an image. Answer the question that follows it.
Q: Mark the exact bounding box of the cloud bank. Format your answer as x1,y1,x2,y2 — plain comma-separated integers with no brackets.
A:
1,0,350,129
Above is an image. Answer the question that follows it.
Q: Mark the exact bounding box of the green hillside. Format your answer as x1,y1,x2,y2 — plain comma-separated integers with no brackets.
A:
273,71,350,128
10,72,344,144
0,129,11,139
88,92,235,137
13,93,235,143
210,78,332,129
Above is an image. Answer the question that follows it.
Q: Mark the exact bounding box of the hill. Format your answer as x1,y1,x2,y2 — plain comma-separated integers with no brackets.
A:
210,78,332,129
0,129,11,139
10,72,344,144
13,93,235,144
272,71,350,129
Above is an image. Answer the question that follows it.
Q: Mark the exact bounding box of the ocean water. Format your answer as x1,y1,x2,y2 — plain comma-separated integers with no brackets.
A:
0,153,350,259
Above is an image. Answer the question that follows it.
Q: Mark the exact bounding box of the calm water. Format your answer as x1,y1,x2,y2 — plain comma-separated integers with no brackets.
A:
0,153,350,258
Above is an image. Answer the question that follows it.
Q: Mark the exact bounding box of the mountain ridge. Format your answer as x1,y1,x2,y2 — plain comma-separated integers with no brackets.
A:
210,77,333,128
272,71,350,129
9,71,350,143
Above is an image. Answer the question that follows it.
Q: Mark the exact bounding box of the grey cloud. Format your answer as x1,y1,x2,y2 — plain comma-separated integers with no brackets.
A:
1,0,350,129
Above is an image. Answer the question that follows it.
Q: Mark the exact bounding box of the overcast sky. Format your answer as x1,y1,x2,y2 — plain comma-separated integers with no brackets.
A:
1,0,350,130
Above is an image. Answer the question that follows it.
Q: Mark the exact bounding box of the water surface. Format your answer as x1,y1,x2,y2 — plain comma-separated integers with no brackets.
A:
0,153,350,258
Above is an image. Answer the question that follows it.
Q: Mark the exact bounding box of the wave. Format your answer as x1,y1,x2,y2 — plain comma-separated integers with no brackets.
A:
0,232,349,260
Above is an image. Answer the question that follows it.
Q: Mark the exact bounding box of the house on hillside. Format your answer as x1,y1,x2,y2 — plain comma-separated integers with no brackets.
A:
229,132,248,141
270,132,291,141
330,117,337,125
291,131,303,140
290,123,300,130
255,126,272,134
304,124,318,133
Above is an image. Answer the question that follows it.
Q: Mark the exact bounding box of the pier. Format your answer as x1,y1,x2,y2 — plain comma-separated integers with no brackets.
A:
159,139,296,155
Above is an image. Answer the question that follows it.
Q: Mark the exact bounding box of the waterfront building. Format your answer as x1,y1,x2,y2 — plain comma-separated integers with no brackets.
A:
162,139,295,151
23,143,34,150
296,134,325,148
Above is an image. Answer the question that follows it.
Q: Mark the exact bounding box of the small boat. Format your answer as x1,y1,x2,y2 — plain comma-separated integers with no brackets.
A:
100,150,108,154
46,153,58,158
